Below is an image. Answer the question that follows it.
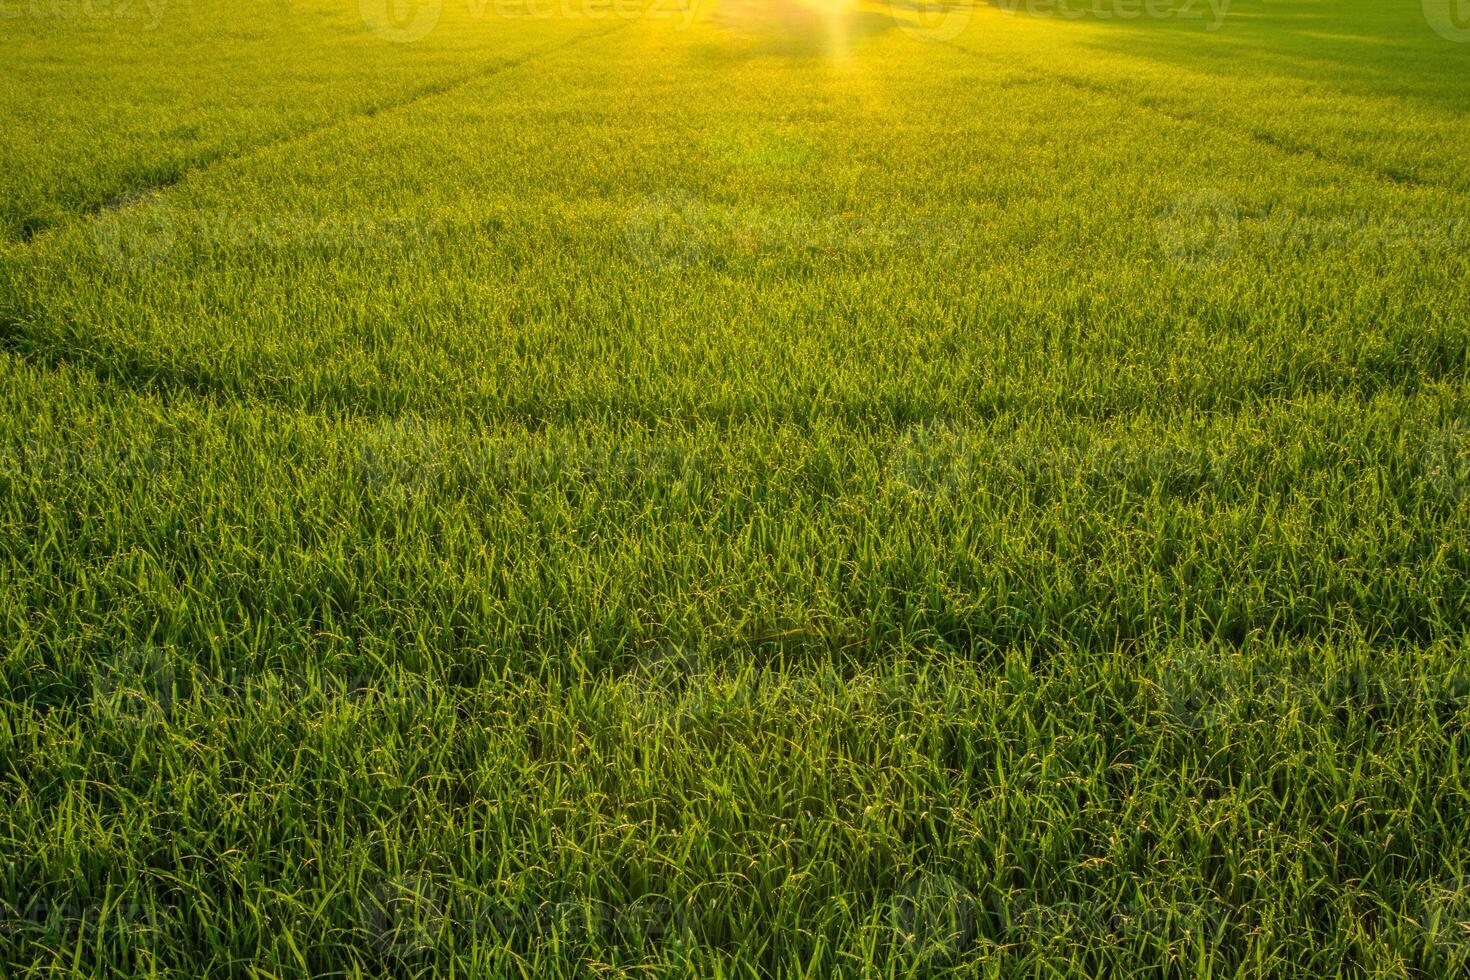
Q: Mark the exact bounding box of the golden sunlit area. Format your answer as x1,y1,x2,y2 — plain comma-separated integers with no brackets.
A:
2,0,1469,975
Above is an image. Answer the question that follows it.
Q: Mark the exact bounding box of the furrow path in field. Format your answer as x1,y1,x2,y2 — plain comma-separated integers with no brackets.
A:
10,20,634,252
941,33,1446,194
1039,70,1436,190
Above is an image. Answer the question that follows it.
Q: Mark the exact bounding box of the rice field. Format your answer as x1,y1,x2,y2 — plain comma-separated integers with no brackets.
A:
2,0,1470,975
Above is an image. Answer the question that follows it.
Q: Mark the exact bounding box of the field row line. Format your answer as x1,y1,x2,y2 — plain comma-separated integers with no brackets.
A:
11,20,635,252
1,322,1463,448
941,34,1441,194
1046,71,1432,190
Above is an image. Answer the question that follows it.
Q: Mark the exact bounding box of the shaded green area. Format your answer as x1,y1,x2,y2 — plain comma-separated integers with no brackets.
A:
0,0,610,243
2,1,1469,975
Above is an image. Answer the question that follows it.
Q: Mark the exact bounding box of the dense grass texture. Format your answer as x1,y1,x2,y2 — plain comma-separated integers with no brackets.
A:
2,0,1470,975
